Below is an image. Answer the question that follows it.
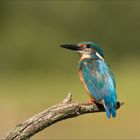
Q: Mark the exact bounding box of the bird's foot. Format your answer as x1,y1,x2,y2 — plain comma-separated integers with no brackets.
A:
87,98,95,105
93,101,105,111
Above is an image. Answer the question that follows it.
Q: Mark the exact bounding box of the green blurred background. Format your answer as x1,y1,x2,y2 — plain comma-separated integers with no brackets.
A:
0,1,140,139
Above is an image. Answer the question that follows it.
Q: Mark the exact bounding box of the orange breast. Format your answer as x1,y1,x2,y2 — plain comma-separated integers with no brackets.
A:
78,68,95,101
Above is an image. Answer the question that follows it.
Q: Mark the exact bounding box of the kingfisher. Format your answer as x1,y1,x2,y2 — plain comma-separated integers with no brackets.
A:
60,42,117,118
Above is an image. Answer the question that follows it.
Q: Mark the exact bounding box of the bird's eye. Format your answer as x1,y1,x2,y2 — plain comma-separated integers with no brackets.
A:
86,44,90,48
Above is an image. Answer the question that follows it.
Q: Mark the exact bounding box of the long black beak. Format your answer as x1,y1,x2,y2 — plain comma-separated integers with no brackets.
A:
60,44,81,51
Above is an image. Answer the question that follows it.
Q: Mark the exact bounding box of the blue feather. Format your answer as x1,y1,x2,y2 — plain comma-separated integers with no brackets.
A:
79,59,117,118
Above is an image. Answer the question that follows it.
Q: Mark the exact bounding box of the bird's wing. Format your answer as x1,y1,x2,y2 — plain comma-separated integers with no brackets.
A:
81,60,116,101
81,61,105,101
107,64,116,88
81,60,117,118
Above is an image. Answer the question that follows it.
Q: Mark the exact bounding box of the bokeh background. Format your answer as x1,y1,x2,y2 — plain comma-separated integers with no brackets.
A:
0,1,140,139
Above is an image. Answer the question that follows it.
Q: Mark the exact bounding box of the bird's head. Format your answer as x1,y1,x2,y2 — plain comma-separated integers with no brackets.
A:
60,42,104,60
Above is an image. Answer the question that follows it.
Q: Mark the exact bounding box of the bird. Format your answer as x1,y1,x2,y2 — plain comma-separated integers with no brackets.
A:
60,42,117,118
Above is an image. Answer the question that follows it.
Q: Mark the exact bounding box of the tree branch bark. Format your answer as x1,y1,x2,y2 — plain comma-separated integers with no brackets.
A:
2,93,124,140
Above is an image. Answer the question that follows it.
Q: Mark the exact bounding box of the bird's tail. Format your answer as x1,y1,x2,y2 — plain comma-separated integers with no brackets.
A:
104,97,116,118
105,103,116,118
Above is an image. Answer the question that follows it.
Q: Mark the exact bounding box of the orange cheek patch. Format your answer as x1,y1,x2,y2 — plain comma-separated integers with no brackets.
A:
79,44,86,48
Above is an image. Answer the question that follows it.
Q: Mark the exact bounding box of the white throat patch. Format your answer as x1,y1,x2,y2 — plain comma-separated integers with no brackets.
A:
80,53,91,60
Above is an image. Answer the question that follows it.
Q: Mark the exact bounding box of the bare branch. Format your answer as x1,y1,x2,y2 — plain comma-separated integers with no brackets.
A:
2,93,124,140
